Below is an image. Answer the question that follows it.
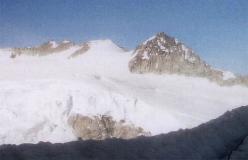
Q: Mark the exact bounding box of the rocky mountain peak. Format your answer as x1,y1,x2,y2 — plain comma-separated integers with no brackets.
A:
129,32,247,86
129,32,207,74
133,32,203,65
143,32,176,46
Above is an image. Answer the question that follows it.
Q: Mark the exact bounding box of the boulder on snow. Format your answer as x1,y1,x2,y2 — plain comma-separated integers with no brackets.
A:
1,106,248,160
68,114,150,140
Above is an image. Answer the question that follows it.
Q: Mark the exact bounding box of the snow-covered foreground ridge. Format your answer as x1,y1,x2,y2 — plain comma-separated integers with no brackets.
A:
0,34,248,145
2,106,248,160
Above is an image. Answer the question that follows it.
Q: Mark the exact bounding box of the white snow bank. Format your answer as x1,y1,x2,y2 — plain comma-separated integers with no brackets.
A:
143,36,156,45
48,41,58,48
223,71,236,80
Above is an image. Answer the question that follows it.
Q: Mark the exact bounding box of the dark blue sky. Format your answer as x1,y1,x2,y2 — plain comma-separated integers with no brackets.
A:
0,0,247,74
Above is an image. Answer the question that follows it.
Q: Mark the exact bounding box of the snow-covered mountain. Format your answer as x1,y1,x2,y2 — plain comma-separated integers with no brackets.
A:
0,34,248,145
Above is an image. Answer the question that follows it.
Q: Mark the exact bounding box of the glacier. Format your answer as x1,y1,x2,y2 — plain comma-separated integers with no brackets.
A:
0,38,248,144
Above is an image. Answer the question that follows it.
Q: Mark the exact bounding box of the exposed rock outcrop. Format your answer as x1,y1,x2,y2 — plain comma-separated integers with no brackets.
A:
1,106,248,160
11,40,74,57
68,43,89,59
68,114,150,140
129,32,248,86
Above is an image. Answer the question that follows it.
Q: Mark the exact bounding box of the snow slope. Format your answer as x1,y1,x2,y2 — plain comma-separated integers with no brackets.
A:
0,40,248,144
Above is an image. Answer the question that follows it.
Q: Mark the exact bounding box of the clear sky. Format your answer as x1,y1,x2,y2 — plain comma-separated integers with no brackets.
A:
0,0,247,74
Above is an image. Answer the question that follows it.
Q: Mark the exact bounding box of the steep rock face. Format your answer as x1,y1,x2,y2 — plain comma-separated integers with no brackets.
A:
129,32,247,86
68,114,150,140
129,33,216,77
